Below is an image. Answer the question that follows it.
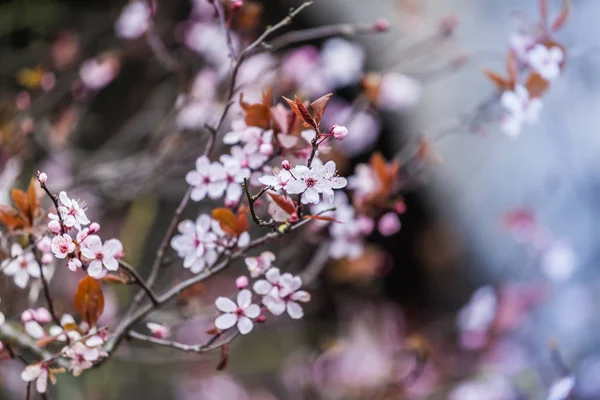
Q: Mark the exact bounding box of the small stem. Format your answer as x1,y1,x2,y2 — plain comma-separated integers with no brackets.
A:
242,178,273,228
127,330,239,354
118,260,159,306
25,382,31,400
38,179,65,235
212,0,236,64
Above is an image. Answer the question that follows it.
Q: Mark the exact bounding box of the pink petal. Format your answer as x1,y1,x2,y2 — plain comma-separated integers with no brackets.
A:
215,313,237,330
237,316,253,335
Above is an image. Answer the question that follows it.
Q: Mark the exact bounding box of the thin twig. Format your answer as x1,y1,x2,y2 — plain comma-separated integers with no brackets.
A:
127,330,239,354
242,178,273,228
38,178,65,235
118,260,159,306
25,382,31,400
0,323,70,369
212,0,236,63
267,21,383,52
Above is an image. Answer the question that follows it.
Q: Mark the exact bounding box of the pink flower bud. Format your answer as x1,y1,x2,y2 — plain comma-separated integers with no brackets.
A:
374,18,390,32
147,322,170,339
288,212,299,223
89,222,100,233
378,212,401,236
232,0,243,10
21,309,34,322
259,143,274,156
256,315,267,323
281,160,291,170
34,308,52,323
48,220,61,234
38,171,48,183
330,124,349,140
357,216,375,235
235,275,249,290
394,201,407,214
41,253,53,265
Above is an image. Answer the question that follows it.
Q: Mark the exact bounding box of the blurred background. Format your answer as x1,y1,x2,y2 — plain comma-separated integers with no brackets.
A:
0,0,598,399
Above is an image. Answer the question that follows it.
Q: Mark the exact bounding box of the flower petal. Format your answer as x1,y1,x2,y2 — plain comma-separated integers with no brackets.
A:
244,304,261,319
215,313,237,330
215,297,237,313
237,316,253,335
237,289,252,308
287,301,304,319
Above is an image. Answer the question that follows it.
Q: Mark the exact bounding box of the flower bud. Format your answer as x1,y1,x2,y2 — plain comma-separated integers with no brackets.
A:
259,142,274,156
394,201,407,214
256,315,267,323
374,18,390,32
37,171,48,184
330,124,349,140
235,275,249,290
35,308,52,323
48,220,61,234
378,212,401,236
281,160,291,170
288,212,299,223
21,309,34,322
89,222,100,233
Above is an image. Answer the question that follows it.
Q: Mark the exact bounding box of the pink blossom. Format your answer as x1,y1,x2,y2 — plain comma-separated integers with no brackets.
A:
377,73,422,111
51,234,75,259
48,191,90,230
36,236,52,253
219,154,251,203
115,1,151,39
235,275,249,289
214,289,261,335
320,38,365,88
62,339,106,376
253,268,311,319
330,124,349,140
79,58,118,90
286,161,347,205
80,235,122,277
170,215,218,273
48,220,61,234
540,240,577,282
37,172,47,184
244,251,276,278
186,156,227,201
378,212,401,236
457,286,497,350
21,363,50,394
500,85,542,137
67,257,82,272
527,44,564,81
281,160,291,170
3,243,43,288
258,169,291,192
146,322,170,339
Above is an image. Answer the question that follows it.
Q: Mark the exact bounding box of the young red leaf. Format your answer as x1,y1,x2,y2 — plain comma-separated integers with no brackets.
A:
551,0,570,32
304,214,340,223
212,208,239,236
10,189,29,222
310,93,333,127
483,69,513,92
525,72,550,98
267,192,296,215
74,275,105,327
240,92,271,130
295,97,317,130
236,205,249,234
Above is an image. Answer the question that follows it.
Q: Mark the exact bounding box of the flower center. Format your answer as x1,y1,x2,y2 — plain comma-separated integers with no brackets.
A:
235,308,245,317
19,259,28,269
305,177,317,187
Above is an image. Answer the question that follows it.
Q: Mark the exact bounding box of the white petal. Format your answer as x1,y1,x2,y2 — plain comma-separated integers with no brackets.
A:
103,256,119,271
190,185,208,201
253,280,272,295
285,179,306,194
302,187,320,204
21,364,41,382
258,176,278,187
237,316,253,335
59,191,71,207
265,268,280,284
287,301,304,319
263,296,286,315
215,313,237,330
245,304,261,319
291,290,311,302
36,369,48,393
87,261,103,277
14,270,29,288
215,297,237,312
237,289,252,308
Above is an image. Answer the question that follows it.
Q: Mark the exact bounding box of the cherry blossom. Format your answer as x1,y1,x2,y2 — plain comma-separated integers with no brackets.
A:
258,169,292,192
245,251,276,278
147,322,170,339
115,1,151,39
457,286,498,350
49,191,90,230
547,376,575,400
378,212,401,236
51,234,75,259
320,38,365,88
21,363,58,394
540,240,577,282
79,58,118,90
253,268,311,319
171,215,219,274
328,201,367,260
376,72,422,111
62,340,107,376
48,314,81,343
527,44,564,82
80,235,123,277
500,85,542,137
2,243,43,289
185,156,227,202
286,161,346,205
219,154,251,203
214,289,261,335
228,144,268,170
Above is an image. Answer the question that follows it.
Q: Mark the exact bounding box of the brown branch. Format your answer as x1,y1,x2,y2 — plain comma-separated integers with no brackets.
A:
212,0,236,64
118,260,159,306
267,21,385,52
127,330,238,354
0,323,69,369
242,178,273,228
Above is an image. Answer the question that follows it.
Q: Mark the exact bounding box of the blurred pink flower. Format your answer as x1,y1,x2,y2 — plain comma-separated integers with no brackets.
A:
377,72,422,111
115,2,151,39
79,58,118,90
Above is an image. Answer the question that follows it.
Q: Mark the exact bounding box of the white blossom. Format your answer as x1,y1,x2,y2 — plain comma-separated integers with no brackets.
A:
170,215,218,274
2,243,43,288
214,289,261,335
186,156,227,202
253,268,311,319
527,44,564,81
80,235,122,277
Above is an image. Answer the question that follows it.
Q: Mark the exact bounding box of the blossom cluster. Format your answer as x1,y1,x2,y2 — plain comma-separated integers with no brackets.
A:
214,253,310,335
45,190,123,278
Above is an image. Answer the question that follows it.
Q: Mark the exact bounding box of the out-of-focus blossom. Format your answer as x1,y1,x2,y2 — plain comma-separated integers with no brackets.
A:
375,72,422,111
171,215,218,274
322,100,381,156
457,285,497,349
185,23,239,72
320,38,365,88
21,364,52,394
186,156,227,202
500,85,542,137
540,240,577,282
547,376,575,400
79,58,119,90
449,376,517,400
0,158,22,205
215,289,261,335
2,243,43,289
377,212,401,236
115,1,151,39
219,153,252,203
176,69,220,129
527,44,564,81
577,355,600,398
176,374,251,400
510,33,536,62
244,251,275,278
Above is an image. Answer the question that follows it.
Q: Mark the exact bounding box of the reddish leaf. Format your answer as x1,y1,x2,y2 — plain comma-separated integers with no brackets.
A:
539,0,548,28
283,96,317,130
551,0,570,32
236,205,249,234
267,192,296,215
36,336,58,347
212,208,239,236
525,72,550,98
483,69,513,92
240,91,271,129
101,274,130,284
310,93,333,127
0,205,25,230
505,50,518,84
304,214,340,223
74,276,105,327
11,189,28,222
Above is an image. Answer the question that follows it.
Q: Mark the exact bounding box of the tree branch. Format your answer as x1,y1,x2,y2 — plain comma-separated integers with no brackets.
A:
127,330,238,354
118,260,159,306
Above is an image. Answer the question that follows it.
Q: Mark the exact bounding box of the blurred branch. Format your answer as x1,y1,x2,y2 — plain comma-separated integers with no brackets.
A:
0,323,70,369
118,260,159,305
127,329,238,354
